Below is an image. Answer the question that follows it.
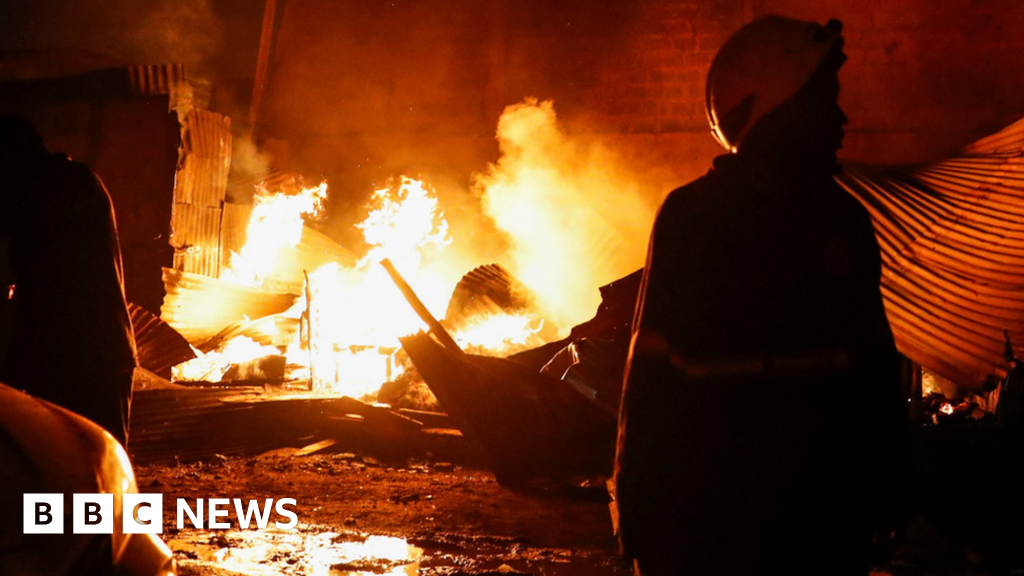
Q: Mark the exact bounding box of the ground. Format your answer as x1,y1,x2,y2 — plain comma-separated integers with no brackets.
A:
135,449,628,576
133,424,1024,576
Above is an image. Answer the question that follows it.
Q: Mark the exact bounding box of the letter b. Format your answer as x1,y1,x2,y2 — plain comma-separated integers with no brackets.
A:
85,502,102,525
24,494,63,534
37,503,52,525
73,494,113,534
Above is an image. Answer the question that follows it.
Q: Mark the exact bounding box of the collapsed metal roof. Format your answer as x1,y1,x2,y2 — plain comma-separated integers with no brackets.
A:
839,117,1024,388
160,267,296,346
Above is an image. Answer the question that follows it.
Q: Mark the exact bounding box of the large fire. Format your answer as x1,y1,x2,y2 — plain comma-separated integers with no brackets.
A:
473,99,663,333
170,99,664,398
173,176,544,397
220,181,328,286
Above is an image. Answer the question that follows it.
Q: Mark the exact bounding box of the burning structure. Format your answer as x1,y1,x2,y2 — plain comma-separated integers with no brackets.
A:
4,0,1024,574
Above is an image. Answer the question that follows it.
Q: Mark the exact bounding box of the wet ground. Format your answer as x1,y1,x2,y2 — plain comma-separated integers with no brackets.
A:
135,449,627,576
135,434,1024,576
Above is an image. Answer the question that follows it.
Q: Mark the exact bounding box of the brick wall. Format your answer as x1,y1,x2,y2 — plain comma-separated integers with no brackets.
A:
258,0,1024,199
755,0,1024,163
259,0,741,200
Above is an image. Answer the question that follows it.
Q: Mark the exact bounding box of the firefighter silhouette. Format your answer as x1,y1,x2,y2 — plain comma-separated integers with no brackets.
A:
613,17,910,576
0,114,136,446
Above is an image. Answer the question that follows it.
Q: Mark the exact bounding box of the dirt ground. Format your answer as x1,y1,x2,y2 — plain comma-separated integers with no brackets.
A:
132,424,1024,576
135,449,628,576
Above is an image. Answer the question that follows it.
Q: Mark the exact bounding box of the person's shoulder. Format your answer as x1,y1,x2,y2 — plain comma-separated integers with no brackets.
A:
658,168,720,222
45,154,109,200
48,154,97,182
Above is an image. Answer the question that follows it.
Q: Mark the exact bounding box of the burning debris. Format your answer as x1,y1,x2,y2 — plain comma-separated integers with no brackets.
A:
157,100,660,412
922,392,990,425
143,89,1024,497
164,174,552,400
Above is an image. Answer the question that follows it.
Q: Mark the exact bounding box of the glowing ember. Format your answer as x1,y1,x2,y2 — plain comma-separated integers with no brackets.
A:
939,403,955,415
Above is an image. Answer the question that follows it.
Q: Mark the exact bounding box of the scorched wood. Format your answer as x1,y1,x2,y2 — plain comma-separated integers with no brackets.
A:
400,331,616,485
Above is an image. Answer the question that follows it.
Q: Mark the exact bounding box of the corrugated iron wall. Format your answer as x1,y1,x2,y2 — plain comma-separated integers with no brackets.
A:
170,109,232,278
126,64,186,97
219,196,357,292
220,201,254,274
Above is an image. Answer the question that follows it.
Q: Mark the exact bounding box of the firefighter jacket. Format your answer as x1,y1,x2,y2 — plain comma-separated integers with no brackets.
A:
612,151,910,575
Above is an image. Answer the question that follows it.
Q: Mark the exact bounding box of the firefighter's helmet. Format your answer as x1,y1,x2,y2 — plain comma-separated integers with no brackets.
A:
705,16,844,152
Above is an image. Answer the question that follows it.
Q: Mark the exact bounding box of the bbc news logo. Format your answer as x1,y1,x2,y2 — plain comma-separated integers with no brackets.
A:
24,494,162,534
23,494,298,534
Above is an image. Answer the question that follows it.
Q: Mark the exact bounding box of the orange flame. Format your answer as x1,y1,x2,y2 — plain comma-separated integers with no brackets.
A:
172,336,282,383
221,181,327,286
454,313,545,354
180,177,545,396
473,99,661,335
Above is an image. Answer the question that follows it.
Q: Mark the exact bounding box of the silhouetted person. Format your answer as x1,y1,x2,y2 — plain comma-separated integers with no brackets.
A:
612,17,909,576
0,114,136,446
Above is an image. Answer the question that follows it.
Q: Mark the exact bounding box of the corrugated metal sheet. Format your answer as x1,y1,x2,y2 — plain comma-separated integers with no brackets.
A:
174,154,230,207
226,169,294,202
169,202,221,249
176,109,231,207
271,226,358,292
160,267,296,346
400,331,614,481
129,303,196,376
170,108,231,279
126,64,186,96
838,116,1024,388
219,201,253,275
127,387,292,464
127,391,408,465
219,199,356,291
169,203,221,278
199,312,299,351
183,109,232,160
445,264,529,325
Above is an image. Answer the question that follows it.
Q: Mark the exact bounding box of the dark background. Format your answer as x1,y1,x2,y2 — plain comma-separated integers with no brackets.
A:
3,0,1024,312
4,0,1023,195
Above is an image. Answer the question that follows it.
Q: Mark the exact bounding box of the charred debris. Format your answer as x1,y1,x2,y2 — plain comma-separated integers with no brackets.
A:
9,64,1024,496
132,258,642,488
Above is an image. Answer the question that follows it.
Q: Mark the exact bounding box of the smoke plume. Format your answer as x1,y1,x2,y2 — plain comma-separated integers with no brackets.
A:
474,99,666,335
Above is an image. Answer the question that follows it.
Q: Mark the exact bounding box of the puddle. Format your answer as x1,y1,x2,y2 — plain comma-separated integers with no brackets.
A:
168,527,422,575
167,526,627,575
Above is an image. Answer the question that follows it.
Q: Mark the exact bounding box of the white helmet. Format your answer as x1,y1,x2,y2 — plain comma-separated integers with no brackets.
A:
706,16,844,152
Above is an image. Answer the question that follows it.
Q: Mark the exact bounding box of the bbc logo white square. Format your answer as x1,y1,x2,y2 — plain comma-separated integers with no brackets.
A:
24,494,63,534
73,494,113,534
123,494,162,534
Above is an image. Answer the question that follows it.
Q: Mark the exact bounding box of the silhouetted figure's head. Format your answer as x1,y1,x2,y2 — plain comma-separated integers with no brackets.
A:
0,115,50,234
705,16,847,172
0,114,49,179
